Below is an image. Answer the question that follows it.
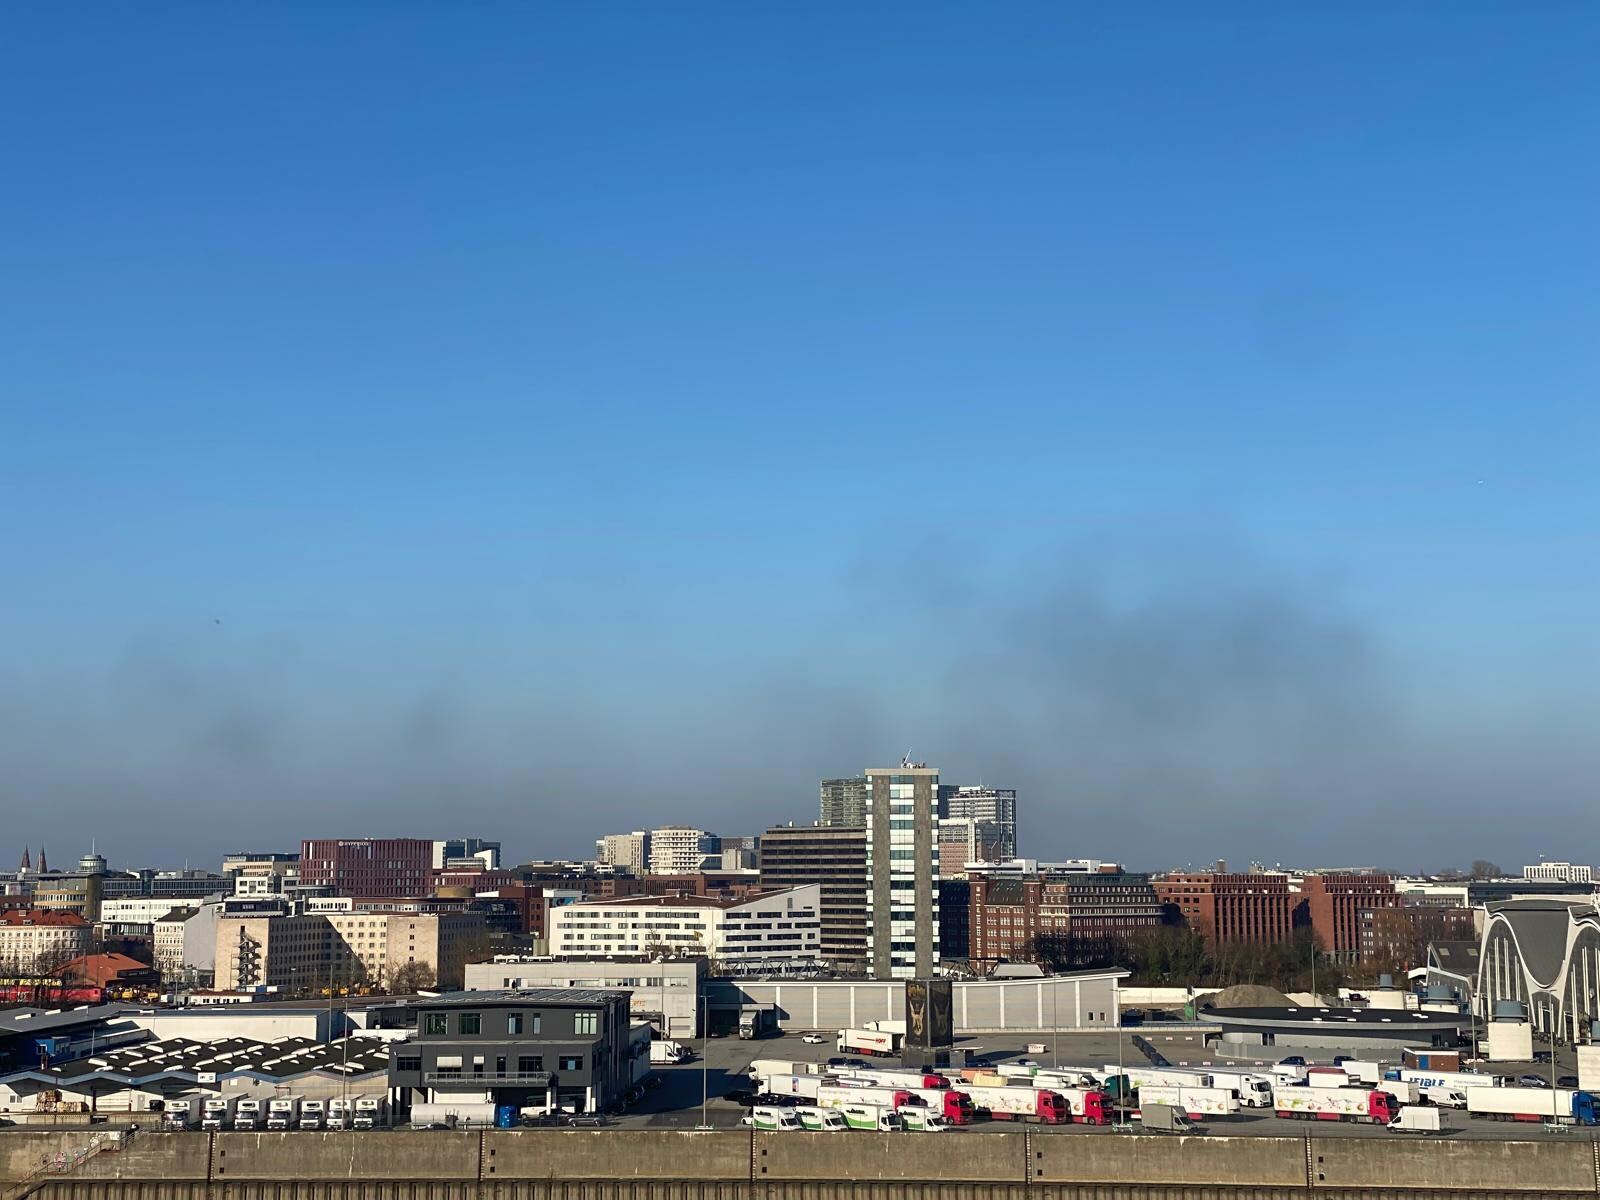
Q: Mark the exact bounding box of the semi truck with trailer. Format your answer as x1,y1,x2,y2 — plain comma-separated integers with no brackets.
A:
1392,1068,1506,1092
841,1068,949,1090
1275,1087,1399,1124
1199,1069,1274,1108
836,1028,901,1057
949,1083,1072,1125
1466,1088,1599,1125
738,1007,778,1040
1136,1086,1239,1119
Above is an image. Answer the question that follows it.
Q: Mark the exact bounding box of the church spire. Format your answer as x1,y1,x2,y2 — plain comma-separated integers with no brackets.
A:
18,847,29,872
37,845,47,874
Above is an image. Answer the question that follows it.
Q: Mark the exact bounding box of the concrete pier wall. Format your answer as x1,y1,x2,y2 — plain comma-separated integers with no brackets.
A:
5,1129,1599,1200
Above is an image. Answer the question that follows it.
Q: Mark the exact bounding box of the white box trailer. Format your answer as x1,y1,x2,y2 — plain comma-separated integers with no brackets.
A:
750,1059,823,1081
836,1029,899,1057
1399,1069,1506,1093
1375,1080,1420,1105
266,1096,301,1131
1342,1061,1384,1086
353,1096,389,1129
298,1099,326,1130
234,1099,263,1131
1579,1045,1600,1093
762,1074,825,1099
651,1040,692,1065
1137,1085,1239,1118
163,1097,201,1130
1466,1087,1597,1124
1109,1065,1215,1090
327,1098,354,1130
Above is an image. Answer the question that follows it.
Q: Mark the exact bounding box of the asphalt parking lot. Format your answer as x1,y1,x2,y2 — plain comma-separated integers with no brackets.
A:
613,1029,1594,1141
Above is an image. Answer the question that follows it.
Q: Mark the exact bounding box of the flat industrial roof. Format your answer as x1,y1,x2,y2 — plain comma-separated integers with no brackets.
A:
420,988,629,1007
0,1034,393,1086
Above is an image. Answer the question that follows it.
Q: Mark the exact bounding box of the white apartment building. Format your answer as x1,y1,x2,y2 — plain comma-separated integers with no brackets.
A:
1524,862,1594,884
0,909,91,973
647,826,716,875
549,886,821,965
596,832,650,874
100,897,199,926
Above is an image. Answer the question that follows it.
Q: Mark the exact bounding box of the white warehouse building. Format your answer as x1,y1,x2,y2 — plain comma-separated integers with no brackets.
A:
550,887,821,967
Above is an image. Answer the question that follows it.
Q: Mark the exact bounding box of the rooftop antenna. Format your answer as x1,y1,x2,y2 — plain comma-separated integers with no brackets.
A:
902,750,913,768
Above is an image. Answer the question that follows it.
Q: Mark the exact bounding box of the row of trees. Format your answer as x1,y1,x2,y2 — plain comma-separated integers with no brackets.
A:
1029,926,1354,995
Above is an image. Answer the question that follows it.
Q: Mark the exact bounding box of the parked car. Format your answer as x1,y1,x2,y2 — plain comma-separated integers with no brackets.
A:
1278,1056,1308,1067
827,1058,848,1068
1518,1074,1552,1088
727,1090,758,1107
1558,1076,1579,1089
1332,1056,1352,1067
802,1034,825,1045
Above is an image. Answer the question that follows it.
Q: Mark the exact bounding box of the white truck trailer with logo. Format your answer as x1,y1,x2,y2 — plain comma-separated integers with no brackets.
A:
838,1103,902,1131
1107,1065,1215,1091
794,1106,847,1131
1137,1085,1239,1118
836,1028,900,1057
742,1106,802,1131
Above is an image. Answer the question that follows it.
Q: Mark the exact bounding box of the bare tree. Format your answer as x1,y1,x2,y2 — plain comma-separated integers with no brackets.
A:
389,961,437,994
1470,860,1503,881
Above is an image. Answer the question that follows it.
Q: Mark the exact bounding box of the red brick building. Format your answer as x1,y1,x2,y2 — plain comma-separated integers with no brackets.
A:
970,872,1167,969
1152,873,1294,946
299,839,433,898
1299,874,1402,962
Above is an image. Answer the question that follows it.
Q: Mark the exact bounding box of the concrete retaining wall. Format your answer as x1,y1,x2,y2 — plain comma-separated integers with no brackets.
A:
7,1129,1600,1198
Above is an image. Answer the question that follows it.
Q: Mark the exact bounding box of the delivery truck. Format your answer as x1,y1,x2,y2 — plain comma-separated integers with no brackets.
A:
896,1107,949,1131
327,1097,353,1131
1275,1087,1400,1124
298,1098,326,1131
838,1103,901,1131
1137,1085,1239,1119
233,1098,263,1131
1466,1087,1599,1125
353,1096,389,1129
950,1084,1073,1125
1388,1106,1442,1134
651,1040,692,1065
794,1106,847,1131
837,1028,900,1057
163,1097,200,1130
1423,1087,1468,1109
1140,1103,1195,1134
201,1096,236,1131
743,1106,802,1131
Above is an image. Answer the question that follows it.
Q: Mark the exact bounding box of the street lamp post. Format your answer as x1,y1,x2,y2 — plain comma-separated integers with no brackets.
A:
696,983,710,1130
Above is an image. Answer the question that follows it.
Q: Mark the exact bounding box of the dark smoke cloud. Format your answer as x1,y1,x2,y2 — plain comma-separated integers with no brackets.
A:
2,531,1594,873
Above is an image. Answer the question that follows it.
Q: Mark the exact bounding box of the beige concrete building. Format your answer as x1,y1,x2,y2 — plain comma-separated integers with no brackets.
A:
0,909,92,973
215,907,485,992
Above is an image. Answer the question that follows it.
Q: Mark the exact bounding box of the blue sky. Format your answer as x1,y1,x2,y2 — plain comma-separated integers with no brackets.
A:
3,3,1597,870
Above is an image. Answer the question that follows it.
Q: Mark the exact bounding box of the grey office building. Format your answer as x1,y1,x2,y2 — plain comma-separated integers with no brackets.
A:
760,825,867,969
819,777,868,827
389,988,632,1116
939,785,1018,861
866,764,940,979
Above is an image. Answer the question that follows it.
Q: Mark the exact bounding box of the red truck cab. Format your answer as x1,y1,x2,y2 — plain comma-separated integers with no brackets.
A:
1037,1091,1070,1125
1078,1090,1112,1126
